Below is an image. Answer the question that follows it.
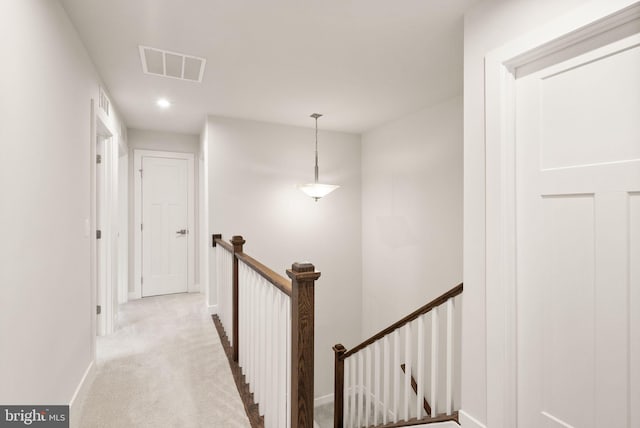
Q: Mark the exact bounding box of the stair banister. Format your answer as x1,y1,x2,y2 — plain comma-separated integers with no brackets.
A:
333,283,463,428
212,234,319,428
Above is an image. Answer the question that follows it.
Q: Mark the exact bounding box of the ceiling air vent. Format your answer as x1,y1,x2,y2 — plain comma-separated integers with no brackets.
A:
99,86,110,117
138,46,206,83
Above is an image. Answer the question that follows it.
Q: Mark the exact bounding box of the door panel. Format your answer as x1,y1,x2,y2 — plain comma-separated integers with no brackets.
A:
541,195,595,428
516,33,640,428
142,156,188,297
539,43,640,169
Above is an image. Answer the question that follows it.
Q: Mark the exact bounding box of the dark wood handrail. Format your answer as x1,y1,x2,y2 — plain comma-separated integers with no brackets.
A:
342,283,463,359
236,252,292,296
213,236,234,253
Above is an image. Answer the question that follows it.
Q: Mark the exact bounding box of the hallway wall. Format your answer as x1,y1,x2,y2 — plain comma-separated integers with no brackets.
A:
359,96,463,411
127,129,201,297
0,0,125,405
206,115,362,401
360,96,463,337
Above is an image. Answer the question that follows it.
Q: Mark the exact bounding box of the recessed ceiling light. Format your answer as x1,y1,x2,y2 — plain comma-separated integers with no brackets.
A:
157,98,171,109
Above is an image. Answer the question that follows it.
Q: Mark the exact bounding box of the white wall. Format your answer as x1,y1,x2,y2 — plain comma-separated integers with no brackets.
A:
0,0,124,405
127,129,200,296
127,128,200,154
361,96,463,336
461,0,593,426
360,96,463,413
206,115,362,399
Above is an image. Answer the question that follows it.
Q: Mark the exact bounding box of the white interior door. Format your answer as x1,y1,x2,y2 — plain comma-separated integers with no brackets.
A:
142,156,189,297
515,32,640,428
96,135,105,335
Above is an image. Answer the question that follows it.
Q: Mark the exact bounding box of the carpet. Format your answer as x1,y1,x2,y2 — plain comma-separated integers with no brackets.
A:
79,293,251,428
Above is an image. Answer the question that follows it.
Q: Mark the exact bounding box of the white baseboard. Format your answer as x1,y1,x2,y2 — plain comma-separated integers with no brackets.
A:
459,410,487,428
314,393,333,407
69,360,96,428
208,304,218,314
128,291,140,300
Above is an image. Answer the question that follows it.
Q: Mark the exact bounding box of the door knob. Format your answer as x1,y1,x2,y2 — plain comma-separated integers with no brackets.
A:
176,229,188,235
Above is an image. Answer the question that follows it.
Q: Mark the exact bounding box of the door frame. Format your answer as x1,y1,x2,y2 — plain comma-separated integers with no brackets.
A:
117,142,129,305
133,149,195,299
483,1,640,427
91,106,119,337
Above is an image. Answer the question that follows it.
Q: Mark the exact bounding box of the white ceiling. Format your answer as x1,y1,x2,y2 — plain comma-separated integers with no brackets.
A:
60,0,476,135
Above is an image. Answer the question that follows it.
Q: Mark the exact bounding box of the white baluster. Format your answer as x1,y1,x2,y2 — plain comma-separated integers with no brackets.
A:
244,266,249,374
223,250,228,333
417,314,425,418
254,272,259,395
272,289,279,427
271,290,278,428
357,351,364,427
446,298,453,416
393,329,400,423
431,307,439,417
365,347,371,427
349,356,356,428
222,251,226,330
223,251,227,333
404,323,411,421
260,278,264,412
286,299,291,428
238,264,243,372
216,249,222,328
221,250,225,331
247,275,256,392
238,264,243,370
265,286,273,427
383,335,389,425
250,271,256,394
344,354,350,427
374,342,380,425
276,291,282,428
259,280,266,413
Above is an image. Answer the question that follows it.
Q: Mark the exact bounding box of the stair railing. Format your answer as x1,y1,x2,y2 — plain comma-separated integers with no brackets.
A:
333,283,463,428
213,234,319,428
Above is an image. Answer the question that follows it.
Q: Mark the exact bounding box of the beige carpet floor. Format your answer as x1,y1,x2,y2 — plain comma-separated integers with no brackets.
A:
79,293,251,428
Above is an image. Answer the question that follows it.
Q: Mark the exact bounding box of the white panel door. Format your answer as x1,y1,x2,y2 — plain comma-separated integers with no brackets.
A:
515,33,640,428
142,156,189,297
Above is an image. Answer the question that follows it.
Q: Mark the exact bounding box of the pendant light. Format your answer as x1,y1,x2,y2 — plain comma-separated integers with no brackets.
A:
298,113,340,201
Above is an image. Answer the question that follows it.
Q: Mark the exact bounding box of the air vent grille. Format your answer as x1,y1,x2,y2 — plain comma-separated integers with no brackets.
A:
99,87,110,117
139,46,206,83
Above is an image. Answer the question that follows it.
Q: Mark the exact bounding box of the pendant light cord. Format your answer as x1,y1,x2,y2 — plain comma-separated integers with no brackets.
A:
314,115,319,183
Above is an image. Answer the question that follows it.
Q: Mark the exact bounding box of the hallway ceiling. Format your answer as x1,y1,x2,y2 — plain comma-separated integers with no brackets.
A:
60,0,476,135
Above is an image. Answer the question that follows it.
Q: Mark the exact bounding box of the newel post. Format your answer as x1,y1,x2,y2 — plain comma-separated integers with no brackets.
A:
287,262,321,428
231,235,245,362
332,344,346,428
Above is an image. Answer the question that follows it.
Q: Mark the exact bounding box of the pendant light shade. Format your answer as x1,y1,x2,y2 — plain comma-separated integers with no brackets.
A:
298,113,340,201
298,183,340,200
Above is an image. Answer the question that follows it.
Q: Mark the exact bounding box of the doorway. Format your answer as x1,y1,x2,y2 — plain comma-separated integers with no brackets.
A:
93,116,119,336
133,150,195,298
515,31,640,428
484,3,640,427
